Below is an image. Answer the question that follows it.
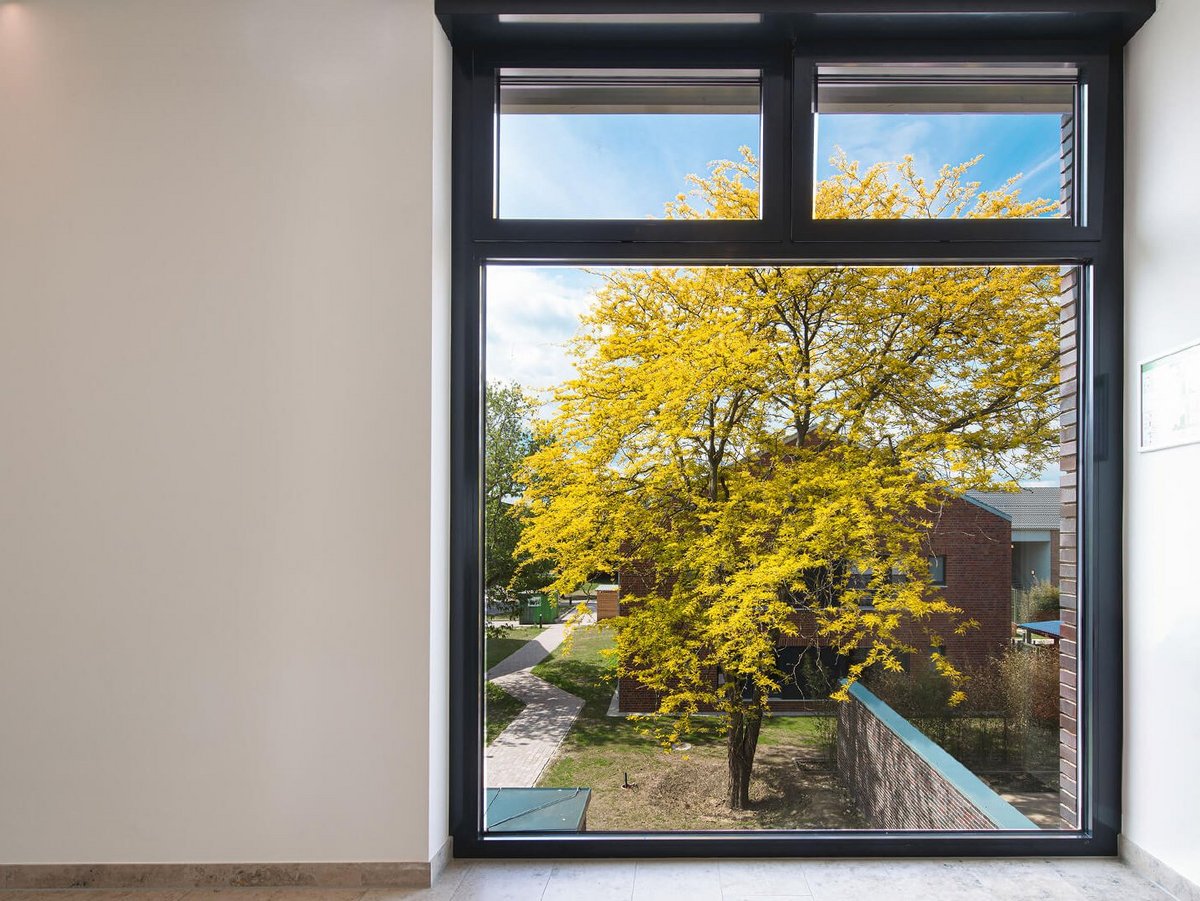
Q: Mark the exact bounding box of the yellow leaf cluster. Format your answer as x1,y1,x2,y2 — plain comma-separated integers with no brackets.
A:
513,150,1061,741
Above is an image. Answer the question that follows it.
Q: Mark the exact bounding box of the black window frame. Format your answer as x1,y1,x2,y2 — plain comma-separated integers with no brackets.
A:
444,2,1140,860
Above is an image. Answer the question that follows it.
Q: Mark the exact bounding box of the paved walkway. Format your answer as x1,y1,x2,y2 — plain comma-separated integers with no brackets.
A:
484,623,585,788
485,623,567,680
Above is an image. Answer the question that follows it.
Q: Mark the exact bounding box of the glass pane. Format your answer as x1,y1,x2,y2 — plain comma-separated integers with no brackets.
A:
497,69,762,219
930,555,947,586
483,260,1078,832
814,63,1077,220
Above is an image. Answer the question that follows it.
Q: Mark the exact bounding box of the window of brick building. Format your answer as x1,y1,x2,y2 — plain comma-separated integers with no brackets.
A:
930,556,947,586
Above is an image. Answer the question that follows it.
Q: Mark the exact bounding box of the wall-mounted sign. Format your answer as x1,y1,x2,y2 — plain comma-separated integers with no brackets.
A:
1140,339,1200,452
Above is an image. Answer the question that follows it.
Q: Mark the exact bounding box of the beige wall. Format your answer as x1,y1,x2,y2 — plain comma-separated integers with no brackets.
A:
0,0,450,864
5,0,1197,879
1125,0,1200,889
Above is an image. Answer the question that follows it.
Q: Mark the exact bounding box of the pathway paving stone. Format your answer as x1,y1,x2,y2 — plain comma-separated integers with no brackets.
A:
485,623,566,680
484,623,585,788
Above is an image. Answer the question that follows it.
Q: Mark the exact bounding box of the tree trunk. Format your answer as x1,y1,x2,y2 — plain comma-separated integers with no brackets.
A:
727,704,763,810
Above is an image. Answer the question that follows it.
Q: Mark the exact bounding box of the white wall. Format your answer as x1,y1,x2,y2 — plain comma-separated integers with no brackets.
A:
0,0,450,865
427,6,453,864
1124,0,1200,888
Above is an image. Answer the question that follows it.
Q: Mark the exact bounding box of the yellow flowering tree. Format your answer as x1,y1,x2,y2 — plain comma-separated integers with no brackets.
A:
515,150,1062,810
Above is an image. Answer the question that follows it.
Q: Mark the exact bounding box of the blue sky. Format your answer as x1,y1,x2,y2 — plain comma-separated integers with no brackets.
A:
817,113,1064,204
498,111,1065,220
488,111,1065,483
498,114,761,219
487,265,598,394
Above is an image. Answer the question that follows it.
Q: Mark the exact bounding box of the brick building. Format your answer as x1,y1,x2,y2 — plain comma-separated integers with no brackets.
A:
614,491,1013,714
966,487,1062,591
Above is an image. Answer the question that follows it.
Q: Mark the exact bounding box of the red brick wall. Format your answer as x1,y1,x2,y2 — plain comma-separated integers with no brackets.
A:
1058,267,1080,827
779,493,1012,673
837,689,996,830
616,678,661,713
616,668,721,714
617,557,656,599
1050,528,1062,592
925,494,1013,671
1053,111,1079,826
615,557,666,713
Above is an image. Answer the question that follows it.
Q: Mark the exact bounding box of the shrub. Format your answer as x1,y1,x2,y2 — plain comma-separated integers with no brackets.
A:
866,647,1059,772
1014,581,1060,623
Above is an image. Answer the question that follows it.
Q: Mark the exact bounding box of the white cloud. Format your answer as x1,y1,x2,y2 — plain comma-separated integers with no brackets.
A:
485,267,601,401
1013,150,1062,199
498,117,647,219
819,115,936,174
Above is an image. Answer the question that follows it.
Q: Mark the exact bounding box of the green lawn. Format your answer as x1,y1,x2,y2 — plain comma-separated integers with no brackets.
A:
531,624,862,831
484,625,544,672
484,682,525,745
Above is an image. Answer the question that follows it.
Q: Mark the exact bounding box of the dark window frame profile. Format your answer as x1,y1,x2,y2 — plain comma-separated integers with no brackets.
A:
443,1,1145,860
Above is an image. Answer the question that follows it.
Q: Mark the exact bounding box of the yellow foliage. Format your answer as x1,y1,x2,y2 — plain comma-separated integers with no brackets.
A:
514,149,1060,746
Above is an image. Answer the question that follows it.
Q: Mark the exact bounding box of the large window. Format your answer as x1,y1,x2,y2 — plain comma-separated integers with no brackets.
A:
445,2,1137,859
483,262,1072,834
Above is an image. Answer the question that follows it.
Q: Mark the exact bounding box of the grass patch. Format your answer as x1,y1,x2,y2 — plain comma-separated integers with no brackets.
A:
484,625,544,672
533,626,620,714
485,682,526,745
531,624,862,831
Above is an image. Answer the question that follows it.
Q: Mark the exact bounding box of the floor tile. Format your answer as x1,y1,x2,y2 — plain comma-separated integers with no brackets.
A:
449,861,553,901
632,861,723,901
180,892,306,901
432,862,473,894
182,891,366,901
360,860,473,900
542,861,636,901
801,859,1084,901
1051,859,1174,900
359,886,457,901
718,860,811,898
8,894,191,901
0,858,1177,901
963,860,1088,901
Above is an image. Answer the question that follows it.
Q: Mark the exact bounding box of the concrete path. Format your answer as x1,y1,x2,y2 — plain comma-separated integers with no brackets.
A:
485,623,567,680
484,623,585,788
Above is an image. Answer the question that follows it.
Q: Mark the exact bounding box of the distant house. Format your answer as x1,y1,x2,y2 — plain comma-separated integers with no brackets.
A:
614,491,1014,714
966,487,1061,590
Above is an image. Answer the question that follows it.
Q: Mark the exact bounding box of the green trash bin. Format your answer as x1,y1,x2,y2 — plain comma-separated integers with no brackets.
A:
517,593,557,626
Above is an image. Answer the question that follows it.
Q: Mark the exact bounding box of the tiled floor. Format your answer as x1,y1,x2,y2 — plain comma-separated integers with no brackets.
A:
0,859,1175,901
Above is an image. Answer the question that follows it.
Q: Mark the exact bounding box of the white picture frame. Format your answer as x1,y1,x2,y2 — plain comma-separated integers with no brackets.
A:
1139,339,1200,452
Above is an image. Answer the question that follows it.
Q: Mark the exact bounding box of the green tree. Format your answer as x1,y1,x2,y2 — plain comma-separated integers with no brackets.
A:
516,151,1062,809
485,381,553,622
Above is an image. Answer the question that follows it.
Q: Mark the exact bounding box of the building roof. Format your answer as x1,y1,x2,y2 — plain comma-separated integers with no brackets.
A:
960,493,1012,522
1018,619,1062,639
965,487,1061,531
